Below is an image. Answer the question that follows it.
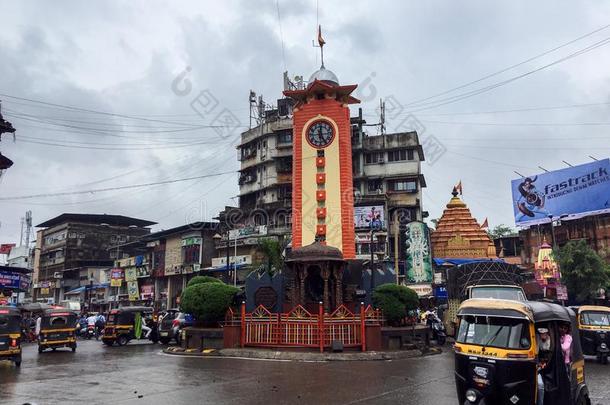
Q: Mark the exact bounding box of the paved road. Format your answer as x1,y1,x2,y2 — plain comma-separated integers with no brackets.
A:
0,340,609,405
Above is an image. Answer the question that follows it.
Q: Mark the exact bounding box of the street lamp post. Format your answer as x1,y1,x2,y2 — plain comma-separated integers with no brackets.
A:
370,227,376,292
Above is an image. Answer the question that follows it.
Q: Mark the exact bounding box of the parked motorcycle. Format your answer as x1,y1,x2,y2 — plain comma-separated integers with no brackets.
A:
427,312,447,345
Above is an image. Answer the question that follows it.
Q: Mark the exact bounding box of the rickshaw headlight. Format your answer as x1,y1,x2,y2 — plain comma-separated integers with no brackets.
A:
466,389,477,403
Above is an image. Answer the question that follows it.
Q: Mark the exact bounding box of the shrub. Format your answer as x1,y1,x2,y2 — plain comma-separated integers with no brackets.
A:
187,275,223,288
180,282,239,326
372,284,419,326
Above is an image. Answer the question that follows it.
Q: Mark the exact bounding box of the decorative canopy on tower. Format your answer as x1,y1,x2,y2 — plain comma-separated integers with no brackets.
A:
431,187,497,259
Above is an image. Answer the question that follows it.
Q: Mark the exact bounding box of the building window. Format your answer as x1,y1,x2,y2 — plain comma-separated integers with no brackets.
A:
277,130,293,144
365,152,385,164
182,245,200,264
390,179,417,192
387,149,415,162
367,179,383,193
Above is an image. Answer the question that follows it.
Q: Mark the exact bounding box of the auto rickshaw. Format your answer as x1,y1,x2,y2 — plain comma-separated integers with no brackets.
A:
0,306,22,366
102,306,158,346
575,305,610,364
454,299,590,405
38,308,78,353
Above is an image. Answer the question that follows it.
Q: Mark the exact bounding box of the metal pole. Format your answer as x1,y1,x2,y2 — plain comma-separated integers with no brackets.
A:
226,232,230,284
369,228,375,292
233,233,237,287
88,279,93,311
394,211,399,285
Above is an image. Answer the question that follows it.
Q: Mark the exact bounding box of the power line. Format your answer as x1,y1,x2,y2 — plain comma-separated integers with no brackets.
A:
404,35,610,112
276,0,287,72
0,170,236,201
420,119,610,127
400,23,610,109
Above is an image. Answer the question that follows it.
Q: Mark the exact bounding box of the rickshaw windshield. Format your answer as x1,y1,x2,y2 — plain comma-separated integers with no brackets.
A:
457,315,531,349
0,316,20,331
581,311,610,326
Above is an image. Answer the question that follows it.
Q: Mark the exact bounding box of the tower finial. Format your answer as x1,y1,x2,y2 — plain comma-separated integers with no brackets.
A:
317,25,326,68
451,186,458,198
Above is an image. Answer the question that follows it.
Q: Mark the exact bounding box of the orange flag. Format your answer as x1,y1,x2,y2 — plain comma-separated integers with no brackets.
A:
480,218,489,229
318,25,326,47
455,180,463,195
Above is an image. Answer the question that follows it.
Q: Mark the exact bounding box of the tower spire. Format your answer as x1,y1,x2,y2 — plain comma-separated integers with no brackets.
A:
317,25,326,68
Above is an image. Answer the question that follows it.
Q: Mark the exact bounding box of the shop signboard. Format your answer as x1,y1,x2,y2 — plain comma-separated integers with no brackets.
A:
136,266,150,278
405,221,433,283
556,284,568,301
127,281,139,301
140,284,154,300
124,267,137,282
228,225,267,240
433,286,448,299
511,159,610,227
354,206,385,229
110,268,123,287
181,237,202,246
0,271,30,291
409,283,433,297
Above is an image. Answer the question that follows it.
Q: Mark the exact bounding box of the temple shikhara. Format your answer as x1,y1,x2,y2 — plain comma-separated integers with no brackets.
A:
431,188,496,259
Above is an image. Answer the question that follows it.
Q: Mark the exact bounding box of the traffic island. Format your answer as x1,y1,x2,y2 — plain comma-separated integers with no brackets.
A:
163,346,442,361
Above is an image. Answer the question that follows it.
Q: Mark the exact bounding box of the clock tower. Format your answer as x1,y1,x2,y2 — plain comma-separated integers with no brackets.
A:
284,38,359,259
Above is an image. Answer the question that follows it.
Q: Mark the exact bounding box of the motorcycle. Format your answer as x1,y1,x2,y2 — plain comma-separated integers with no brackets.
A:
86,324,96,340
427,312,447,345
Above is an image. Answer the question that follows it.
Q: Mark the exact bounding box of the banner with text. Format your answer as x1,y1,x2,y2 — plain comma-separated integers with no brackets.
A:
511,159,610,227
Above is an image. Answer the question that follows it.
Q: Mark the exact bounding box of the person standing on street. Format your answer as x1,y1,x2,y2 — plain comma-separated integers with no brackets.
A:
560,322,573,376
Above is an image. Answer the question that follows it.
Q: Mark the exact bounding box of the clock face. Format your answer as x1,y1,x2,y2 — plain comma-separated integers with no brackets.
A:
307,120,334,148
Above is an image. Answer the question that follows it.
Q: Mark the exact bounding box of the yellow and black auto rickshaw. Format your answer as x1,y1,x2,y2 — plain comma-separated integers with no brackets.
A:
102,306,158,346
575,305,610,364
0,306,22,367
455,299,589,405
38,308,78,353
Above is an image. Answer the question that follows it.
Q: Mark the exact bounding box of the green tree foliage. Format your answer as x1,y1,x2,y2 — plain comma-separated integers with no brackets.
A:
557,240,610,303
487,224,516,240
257,238,284,275
372,284,419,326
187,275,222,288
180,282,239,326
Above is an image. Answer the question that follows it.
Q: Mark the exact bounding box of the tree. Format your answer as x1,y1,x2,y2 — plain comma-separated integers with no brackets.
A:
372,284,419,326
187,275,222,288
257,238,284,275
556,240,610,303
487,224,516,240
180,281,239,326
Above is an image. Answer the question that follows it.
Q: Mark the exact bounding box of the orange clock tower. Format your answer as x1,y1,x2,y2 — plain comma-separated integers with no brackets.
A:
284,35,359,259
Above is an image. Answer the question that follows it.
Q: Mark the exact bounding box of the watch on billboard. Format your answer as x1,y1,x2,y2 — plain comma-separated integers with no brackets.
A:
511,159,610,227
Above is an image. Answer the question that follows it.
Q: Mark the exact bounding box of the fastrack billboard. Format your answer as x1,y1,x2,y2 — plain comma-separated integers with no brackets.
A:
511,159,610,227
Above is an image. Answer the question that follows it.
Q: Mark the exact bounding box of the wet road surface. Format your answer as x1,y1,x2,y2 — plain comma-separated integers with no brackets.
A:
0,340,609,405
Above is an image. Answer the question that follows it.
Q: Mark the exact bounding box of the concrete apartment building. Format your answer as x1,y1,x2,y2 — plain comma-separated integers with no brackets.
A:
32,213,155,305
232,92,426,272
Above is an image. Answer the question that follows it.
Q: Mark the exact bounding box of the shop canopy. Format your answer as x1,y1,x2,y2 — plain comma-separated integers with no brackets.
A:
202,263,248,272
65,283,110,295
433,258,506,266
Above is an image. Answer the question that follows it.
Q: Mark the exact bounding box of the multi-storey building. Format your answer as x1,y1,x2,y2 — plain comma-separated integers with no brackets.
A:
33,213,155,306
232,91,427,274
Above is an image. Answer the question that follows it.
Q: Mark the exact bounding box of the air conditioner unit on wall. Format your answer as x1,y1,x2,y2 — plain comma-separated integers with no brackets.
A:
53,272,63,279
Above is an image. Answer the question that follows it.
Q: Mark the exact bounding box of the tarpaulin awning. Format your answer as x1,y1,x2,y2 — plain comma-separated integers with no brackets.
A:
202,263,248,272
433,258,506,266
65,283,110,295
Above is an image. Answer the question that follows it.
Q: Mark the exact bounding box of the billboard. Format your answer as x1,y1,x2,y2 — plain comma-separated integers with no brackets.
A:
354,206,385,229
405,221,433,283
511,159,610,227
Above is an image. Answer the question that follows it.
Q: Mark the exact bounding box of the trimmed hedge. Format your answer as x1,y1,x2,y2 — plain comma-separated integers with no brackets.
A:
187,275,223,288
372,283,419,326
180,282,239,326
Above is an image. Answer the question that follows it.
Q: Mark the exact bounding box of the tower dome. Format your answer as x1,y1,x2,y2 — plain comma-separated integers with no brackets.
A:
308,66,339,86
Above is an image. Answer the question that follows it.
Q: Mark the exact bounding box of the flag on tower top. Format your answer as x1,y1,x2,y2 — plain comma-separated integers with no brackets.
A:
455,180,463,195
318,25,325,47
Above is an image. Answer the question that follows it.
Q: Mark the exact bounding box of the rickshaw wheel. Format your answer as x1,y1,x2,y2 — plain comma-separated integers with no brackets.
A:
117,335,129,346
15,360,21,367
71,344,76,353
37,346,44,354
603,355,608,365
52,348,56,352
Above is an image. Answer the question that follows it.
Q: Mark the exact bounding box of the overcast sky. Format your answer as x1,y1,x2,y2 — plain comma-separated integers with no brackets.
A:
1,0,610,244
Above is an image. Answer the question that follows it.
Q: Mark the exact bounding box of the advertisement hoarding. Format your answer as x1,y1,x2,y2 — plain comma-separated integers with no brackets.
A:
110,268,123,287
354,206,385,229
405,221,433,283
511,159,610,227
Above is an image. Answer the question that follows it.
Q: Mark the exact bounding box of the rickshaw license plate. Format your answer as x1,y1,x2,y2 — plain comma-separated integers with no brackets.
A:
160,332,168,336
